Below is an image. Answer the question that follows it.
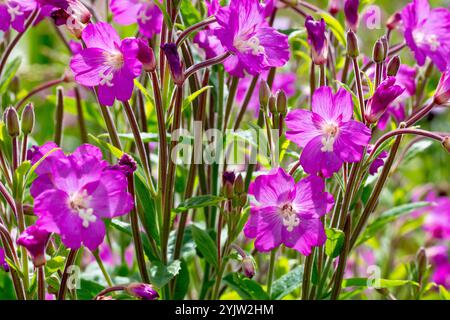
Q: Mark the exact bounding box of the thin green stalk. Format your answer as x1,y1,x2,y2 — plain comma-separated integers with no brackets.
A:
54,87,64,146
302,248,315,300
331,214,351,299
223,77,239,131
234,76,259,130
93,250,114,287
58,249,78,300
267,249,277,298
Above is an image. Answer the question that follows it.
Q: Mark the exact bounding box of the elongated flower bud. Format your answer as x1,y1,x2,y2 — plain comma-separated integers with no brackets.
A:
268,96,277,114
344,0,359,31
373,40,385,63
126,283,159,300
21,103,35,135
416,247,427,284
234,174,245,195
434,68,450,106
276,90,287,116
346,30,359,58
0,248,9,272
387,56,401,76
137,39,156,72
305,16,328,65
365,77,405,124
259,80,271,108
242,256,256,279
5,106,20,138
442,136,450,153
161,43,185,86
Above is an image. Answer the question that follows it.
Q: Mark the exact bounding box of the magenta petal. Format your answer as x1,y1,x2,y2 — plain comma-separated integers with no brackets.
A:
80,219,106,251
248,168,295,206
285,109,322,148
284,218,327,256
333,88,354,122
251,207,284,252
294,175,334,218
311,86,336,121
257,26,290,67
82,22,121,51
70,48,110,87
110,0,141,25
300,136,343,178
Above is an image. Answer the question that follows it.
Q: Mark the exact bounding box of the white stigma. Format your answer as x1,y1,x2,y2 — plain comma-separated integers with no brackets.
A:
234,35,265,55
138,9,151,24
321,122,339,153
413,30,440,51
7,2,24,21
279,203,300,232
69,190,96,228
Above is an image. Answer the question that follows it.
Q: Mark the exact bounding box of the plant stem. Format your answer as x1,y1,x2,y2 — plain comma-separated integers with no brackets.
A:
74,87,88,143
176,16,217,47
184,52,232,82
267,249,277,298
223,77,239,131
352,57,366,124
405,101,435,127
21,135,28,163
54,87,64,146
234,76,260,130
15,78,65,111
93,285,126,300
128,174,150,283
58,249,78,300
161,85,183,264
302,249,314,300
319,63,326,87
93,250,114,287
93,87,122,149
37,266,45,300
331,214,351,299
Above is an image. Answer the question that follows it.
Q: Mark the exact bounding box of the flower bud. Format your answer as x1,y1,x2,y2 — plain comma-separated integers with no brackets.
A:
238,193,247,207
242,256,256,279
161,43,185,86
137,39,156,72
276,90,287,116
234,174,245,195
110,153,137,177
328,0,341,16
17,225,51,268
5,106,20,138
416,247,427,280
224,181,234,199
21,103,35,135
259,80,271,108
387,56,401,77
442,136,450,153
386,12,402,30
222,171,236,185
346,30,359,58
126,283,159,300
434,68,450,106
268,95,277,114
380,36,388,58
344,0,359,31
10,76,19,94
305,16,328,65
365,77,405,124
372,40,385,64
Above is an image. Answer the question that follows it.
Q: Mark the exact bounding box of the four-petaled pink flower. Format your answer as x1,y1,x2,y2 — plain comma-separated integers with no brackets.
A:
30,142,134,251
244,168,334,255
70,22,142,106
0,0,36,33
401,0,450,72
214,0,290,78
110,0,163,39
286,86,371,178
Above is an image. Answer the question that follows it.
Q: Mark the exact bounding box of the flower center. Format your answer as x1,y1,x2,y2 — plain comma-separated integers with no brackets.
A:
138,8,151,23
7,2,24,21
69,190,96,228
234,35,265,55
413,30,440,51
279,203,300,232
321,122,339,152
105,51,124,70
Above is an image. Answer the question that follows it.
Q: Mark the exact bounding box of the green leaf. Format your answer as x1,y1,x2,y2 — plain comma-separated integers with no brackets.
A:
439,286,450,300
191,225,218,267
180,0,202,26
149,260,181,288
223,273,269,300
76,279,105,300
173,259,190,300
135,173,160,244
318,12,346,46
0,57,22,95
342,277,419,288
109,219,132,236
183,86,213,112
356,202,430,246
46,256,66,274
88,134,123,159
174,195,224,213
270,266,303,300
325,228,345,258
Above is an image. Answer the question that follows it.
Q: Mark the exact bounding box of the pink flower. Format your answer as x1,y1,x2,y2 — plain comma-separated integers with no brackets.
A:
17,225,50,267
110,0,163,39
367,145,388,175
286,86,371,178
423,196,450,240
344,0,359,31
70,22,142,106
0,247,9,272
30,143,134,251
401,0,450,72
213,0,289,78
244,168,334,255
0,0,37,33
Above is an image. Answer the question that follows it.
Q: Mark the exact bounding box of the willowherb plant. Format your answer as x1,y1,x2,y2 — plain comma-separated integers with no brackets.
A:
0,0,449,301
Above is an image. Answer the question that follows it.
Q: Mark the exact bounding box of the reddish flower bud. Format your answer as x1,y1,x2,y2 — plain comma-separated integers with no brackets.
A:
434,68,450,106
161,43,184,86
17,225,51,267
137,39,156,72
126,283,159,300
